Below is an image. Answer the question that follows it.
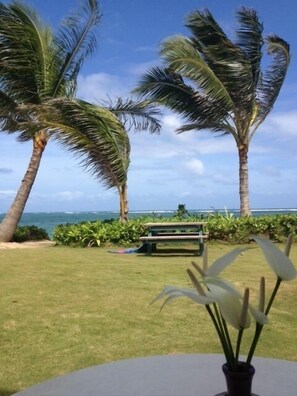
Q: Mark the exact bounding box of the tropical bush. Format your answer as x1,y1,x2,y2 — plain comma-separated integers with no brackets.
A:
52,214,297,247
13,225,49,242
53,219,147,247
206,214,297,243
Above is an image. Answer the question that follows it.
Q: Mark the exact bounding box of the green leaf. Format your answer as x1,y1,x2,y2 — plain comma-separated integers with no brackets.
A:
161,35,234,110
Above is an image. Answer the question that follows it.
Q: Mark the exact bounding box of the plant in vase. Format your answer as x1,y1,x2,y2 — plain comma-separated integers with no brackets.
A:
154,235,296,396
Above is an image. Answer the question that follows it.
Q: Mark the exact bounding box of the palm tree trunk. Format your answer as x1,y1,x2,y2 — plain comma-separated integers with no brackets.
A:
238,144,251,217
0,133,47,242
119,183,128,223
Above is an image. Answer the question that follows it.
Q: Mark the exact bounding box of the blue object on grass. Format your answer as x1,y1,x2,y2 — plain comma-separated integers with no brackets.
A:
108,244,147,254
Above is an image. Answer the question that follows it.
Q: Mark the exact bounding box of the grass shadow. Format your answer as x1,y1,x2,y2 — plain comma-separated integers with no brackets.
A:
0,389,18,396
139,247,201,257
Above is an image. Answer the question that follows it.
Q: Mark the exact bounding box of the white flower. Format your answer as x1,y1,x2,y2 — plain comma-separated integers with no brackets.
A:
153,285,216,308
205,247,247,277
204,278,268,328
207,283,250,330
252,236,297,281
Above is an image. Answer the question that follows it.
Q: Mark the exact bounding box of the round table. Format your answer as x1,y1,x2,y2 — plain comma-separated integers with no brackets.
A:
12,354,297,396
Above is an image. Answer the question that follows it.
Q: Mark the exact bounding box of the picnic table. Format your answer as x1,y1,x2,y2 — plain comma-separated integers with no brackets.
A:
139,221,208,255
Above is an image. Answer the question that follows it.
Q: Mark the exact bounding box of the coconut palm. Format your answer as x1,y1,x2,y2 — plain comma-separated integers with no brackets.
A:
0,0,101,241
134,7,290,216
104,97,161,221
49,97,161,223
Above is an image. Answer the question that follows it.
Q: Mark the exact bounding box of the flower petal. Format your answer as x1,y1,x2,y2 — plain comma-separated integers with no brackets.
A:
207,284,251,330
153,285,216,308
205,248,248,276
205,279,267,326
249,304,268,325
252,236,297,281
203,277,242,298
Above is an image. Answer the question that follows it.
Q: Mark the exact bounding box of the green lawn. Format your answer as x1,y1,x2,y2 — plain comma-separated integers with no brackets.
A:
1,243,296,396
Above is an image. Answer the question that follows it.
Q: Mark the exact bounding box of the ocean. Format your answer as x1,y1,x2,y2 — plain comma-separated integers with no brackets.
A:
1,208,297,237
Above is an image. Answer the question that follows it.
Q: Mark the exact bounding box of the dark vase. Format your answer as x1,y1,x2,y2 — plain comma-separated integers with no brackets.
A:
215,362,259,396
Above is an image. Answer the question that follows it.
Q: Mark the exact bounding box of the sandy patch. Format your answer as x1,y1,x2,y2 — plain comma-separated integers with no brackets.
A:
0,240,55,249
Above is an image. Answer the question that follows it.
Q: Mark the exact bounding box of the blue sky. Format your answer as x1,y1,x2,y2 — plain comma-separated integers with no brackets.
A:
0,0,297,213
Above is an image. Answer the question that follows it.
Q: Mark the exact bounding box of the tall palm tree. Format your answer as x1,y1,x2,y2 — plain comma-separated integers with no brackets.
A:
0,0,101,241
134,8,290,216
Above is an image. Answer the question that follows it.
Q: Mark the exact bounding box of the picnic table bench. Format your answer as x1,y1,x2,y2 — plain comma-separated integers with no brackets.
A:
139,222,208,255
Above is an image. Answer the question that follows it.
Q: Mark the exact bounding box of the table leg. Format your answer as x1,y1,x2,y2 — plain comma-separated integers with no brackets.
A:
199,239,204,256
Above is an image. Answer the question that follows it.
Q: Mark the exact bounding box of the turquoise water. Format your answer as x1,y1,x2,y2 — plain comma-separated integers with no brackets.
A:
0,208,296,237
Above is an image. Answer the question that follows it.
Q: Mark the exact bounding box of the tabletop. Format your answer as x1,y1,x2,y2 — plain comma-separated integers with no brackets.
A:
12,354,297,396
144,222,207,227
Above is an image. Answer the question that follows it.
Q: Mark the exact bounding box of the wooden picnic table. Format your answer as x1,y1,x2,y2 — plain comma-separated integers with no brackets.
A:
139,222,208,255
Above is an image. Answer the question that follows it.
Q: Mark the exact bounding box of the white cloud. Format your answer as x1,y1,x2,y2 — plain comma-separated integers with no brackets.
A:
261,111,297,137
196,137,236,154
77,73,132,102
211,173,237,186
54,191,85,201
162,114,182,129
180,191,191,197
127,60,159,76
183,159,204,176
0,190,15,197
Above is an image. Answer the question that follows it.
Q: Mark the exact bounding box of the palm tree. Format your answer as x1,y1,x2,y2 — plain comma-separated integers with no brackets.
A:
105,97,161,221
134,8,290,216
0,0,101,241
48,97,160,223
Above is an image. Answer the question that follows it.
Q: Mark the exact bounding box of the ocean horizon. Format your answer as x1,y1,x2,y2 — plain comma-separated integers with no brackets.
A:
1,207,297,237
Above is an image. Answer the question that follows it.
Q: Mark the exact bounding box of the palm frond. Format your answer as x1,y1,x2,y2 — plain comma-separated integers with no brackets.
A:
52,0,101,96
48,99,130,189
256,35,290,123
177,121,236,136
160,36,234,111
236,7,263,87
185,9,254,115
0,2,52,102
0,90,18,112
0,92,40,136
106,97,162,133
134,66,230,125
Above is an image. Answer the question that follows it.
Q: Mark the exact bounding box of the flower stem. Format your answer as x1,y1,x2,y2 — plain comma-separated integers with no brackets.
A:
205,304,233,365
246,277,282,365
221,317,236,368
265,277,282,316
235,328,244,365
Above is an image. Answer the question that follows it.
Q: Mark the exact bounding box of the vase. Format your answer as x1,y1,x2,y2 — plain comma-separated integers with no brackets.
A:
215,362,259,396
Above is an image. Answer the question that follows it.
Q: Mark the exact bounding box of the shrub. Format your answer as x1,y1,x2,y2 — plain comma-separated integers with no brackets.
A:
205,214,297,243
53,219,147,247
52,214,297,247
13,225,49,242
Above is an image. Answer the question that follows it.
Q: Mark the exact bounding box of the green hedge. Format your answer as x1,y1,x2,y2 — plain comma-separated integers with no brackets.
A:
13,225,49,242
52,214,297,247
52,219,147,247
206,214,297,243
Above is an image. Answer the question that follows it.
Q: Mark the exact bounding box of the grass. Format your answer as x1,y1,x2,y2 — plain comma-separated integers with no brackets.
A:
0,242,296,396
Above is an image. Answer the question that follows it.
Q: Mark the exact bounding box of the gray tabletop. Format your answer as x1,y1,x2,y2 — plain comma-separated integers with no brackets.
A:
12,354,297,396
